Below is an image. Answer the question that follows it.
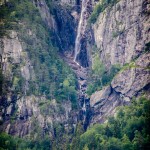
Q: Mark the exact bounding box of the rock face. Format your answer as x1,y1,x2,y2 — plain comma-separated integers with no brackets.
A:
111,53,150,98
34,0,77,51
53,3,76,51
89,0,150,124
90,53,150,124
0,30,34,94
93,0,150,67
0,30,77,137
34,0,57,31
1,95,73,137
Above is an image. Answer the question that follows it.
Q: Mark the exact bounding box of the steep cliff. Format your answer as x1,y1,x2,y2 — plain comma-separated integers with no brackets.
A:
93,0,149,66
89,0,150,124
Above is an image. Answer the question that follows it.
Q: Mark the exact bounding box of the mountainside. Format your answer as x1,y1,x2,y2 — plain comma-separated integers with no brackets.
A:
89,0,150,124
0,0,150,149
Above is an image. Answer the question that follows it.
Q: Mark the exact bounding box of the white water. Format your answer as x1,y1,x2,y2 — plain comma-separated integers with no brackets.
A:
82,98,86,122
74,0,88,62
74,0,90,123
82,99,86,112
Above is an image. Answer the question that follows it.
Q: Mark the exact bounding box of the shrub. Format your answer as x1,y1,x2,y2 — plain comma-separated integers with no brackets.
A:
89,0,119,24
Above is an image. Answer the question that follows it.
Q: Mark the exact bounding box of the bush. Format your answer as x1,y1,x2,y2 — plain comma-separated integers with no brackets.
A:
89,0,119,24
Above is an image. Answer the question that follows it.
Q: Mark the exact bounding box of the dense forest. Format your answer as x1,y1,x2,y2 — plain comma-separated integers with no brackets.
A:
71,97,150,150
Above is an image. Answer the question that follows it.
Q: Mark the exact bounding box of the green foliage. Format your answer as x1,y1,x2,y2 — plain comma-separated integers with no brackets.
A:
73,97,150,150
0,1,15,37
58,75,77,109
0,67,12,96
92,54,105,77
112,26,125,38
0,0,77,105
0,132,17,150
102,64,121,85
70,122,84,150
0,132,52,150
39,100,65,117
87,53,121,95
120,62,137,73
89,0,119,24
88,2,103,24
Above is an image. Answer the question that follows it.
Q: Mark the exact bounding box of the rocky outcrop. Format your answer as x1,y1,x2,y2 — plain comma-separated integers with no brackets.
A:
1,95,74,137
0,30,35,94
90,86,112,107
90,53,150,124
90,86,122,124
111,53,150,98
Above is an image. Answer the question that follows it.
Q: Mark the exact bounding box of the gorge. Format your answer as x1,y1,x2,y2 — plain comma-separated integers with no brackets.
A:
0,0,150,149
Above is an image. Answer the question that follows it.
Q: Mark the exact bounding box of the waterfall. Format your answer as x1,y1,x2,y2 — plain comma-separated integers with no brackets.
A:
80,80,87,122
73,0,91,129
74,0,88,63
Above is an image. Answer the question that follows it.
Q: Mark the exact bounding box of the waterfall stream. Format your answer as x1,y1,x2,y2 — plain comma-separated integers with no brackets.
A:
73,0,92,128
64,0,92,129
74,0,88,63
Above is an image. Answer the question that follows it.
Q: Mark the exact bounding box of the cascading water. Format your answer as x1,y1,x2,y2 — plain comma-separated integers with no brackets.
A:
74,0,89,64
68,0,92,130
78,78,91,130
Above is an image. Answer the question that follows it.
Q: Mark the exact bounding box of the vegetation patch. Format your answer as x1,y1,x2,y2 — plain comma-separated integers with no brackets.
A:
71,97,150,150
89,0,119,24
112,28,125,38
87,53,121,96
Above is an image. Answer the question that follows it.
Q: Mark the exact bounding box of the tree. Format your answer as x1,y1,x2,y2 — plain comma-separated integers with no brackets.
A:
0,132,17,150
70,123,84,150
122,134,133,150
132,130,144,150
73,97,150,150
83,145,89,150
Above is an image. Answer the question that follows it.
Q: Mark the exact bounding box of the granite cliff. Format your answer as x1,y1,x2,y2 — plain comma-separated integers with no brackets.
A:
89,0,150,124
